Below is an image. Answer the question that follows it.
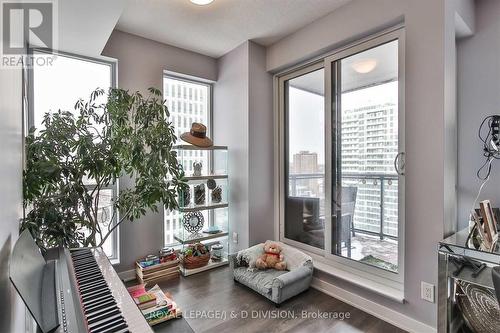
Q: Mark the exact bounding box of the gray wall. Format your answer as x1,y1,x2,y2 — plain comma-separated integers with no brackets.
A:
214,41,274,252
214,42,250,252
266,0,472,327
457,0,500,228
248,42,274,245
102,30,218,272
0,66,26,332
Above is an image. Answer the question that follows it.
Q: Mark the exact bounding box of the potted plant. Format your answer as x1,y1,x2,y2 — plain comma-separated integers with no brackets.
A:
22,87,187,251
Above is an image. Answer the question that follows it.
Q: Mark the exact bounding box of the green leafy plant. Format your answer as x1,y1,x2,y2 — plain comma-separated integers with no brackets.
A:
22,87,187,251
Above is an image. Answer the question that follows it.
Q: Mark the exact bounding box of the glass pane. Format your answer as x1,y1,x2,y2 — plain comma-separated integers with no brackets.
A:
285,68,325,249
334,40,399,272
32,52,112,131
32,52,116,258
163,77,212,246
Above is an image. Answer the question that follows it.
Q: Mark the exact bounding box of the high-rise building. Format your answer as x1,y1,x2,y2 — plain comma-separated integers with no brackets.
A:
292,151,318,174
291,151,321,197
341,101,398,238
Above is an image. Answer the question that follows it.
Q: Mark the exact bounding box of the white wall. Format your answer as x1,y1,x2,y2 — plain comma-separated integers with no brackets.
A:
0,66,26,333
102,30,218,272
266,0,473,328
214,41,274,252
457,0,500,228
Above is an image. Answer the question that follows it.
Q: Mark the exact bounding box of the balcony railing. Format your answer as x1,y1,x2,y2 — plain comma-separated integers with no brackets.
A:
289,172,398,241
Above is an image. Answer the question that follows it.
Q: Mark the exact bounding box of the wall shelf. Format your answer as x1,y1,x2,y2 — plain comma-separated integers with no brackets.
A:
178,202,228,212
174,230,228,244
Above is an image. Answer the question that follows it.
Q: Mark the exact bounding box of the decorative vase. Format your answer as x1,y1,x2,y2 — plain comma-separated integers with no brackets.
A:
194,184,206,205
211,186,222,203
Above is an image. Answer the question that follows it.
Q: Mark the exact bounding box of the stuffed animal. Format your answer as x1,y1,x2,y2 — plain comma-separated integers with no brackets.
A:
255,241,287,271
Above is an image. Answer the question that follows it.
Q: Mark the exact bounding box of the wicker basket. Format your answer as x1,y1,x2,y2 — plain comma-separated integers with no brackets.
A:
182,252,211,269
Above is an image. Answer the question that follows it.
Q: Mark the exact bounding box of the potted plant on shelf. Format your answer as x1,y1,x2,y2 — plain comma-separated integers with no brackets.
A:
22,87,187,251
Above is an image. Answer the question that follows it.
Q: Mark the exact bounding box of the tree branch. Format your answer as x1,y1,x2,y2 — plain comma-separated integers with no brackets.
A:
97,205,133,247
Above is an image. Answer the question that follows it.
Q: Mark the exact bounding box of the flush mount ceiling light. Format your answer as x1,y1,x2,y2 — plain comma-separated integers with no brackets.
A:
190,0,214,5
351,59,377,74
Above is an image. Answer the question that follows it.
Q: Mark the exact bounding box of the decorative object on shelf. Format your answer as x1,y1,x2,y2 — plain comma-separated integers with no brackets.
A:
207,178,217,190
180,122,213,147
159,247,177,263
211,186,222,203
183,211,204,233
181,243,210,269
194,184,206,205
211,243,224,261
138,255,160,268
193,162,203,176
204,225,222,234
178,188,191,207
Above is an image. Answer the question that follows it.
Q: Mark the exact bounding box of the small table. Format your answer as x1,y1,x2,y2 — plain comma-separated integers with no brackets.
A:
438,228,500,333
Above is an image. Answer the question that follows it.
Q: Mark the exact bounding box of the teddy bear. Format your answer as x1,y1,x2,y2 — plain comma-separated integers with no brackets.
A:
255,241,287,271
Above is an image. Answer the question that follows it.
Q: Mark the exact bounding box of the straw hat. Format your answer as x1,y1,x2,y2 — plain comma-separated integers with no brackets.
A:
180,123,213,147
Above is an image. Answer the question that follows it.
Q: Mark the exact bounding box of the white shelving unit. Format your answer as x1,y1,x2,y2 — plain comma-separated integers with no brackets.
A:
174,145,229,276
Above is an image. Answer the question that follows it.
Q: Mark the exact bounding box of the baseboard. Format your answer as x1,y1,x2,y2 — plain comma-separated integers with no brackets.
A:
311,277,436,333
117,269,136,282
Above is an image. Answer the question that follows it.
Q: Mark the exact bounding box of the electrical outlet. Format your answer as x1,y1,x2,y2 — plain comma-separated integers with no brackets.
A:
421,281,434,303
232,232,238,244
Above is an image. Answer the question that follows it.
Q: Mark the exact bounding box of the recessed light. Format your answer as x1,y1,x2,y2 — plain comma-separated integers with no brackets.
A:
351,59,377,74
190,0,214,5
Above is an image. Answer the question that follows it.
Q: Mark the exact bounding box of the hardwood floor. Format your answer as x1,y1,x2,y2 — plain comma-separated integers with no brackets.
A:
147,266,406,333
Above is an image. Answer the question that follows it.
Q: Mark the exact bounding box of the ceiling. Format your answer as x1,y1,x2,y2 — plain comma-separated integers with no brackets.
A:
290,40,398,95
116,0,350,58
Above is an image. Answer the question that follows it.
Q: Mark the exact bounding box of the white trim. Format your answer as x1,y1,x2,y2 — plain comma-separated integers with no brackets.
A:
117,268,136,282
311,277,436,333
314,260,403,302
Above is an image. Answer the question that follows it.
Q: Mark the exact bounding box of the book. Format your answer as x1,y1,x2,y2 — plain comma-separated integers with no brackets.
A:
141,284,182,326
127,284,147,298
134,293,157,310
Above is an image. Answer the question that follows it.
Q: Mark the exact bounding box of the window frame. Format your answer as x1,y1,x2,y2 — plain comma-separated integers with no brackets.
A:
26,48,120,262
276,27,405,294
162,71,214,247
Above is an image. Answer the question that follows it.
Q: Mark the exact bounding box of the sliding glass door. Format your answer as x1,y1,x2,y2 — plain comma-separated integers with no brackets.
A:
279,29,405,280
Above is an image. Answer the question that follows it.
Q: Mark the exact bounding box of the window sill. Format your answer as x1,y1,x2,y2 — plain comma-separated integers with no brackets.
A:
313,259,405,303
109,258,120,266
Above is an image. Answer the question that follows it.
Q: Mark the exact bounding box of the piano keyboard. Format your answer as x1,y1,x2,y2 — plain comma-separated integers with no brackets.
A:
70,248,153,333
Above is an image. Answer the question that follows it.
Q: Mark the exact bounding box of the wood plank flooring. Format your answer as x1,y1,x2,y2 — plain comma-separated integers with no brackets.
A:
148,266,406,333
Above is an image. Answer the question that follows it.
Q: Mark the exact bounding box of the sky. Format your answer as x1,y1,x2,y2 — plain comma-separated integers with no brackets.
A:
288,81,398,164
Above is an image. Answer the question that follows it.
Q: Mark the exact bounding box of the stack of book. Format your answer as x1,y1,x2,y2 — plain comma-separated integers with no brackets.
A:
127,284,182,326
133,293,157,310
136,257,180,284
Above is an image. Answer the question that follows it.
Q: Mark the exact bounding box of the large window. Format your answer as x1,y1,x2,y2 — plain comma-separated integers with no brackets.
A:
163,74,212,246
30,50,118,260
279,29,404,286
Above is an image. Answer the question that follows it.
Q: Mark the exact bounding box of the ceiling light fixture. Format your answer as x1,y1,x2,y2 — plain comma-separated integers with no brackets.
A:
351,59,377,74
190,0,214,5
